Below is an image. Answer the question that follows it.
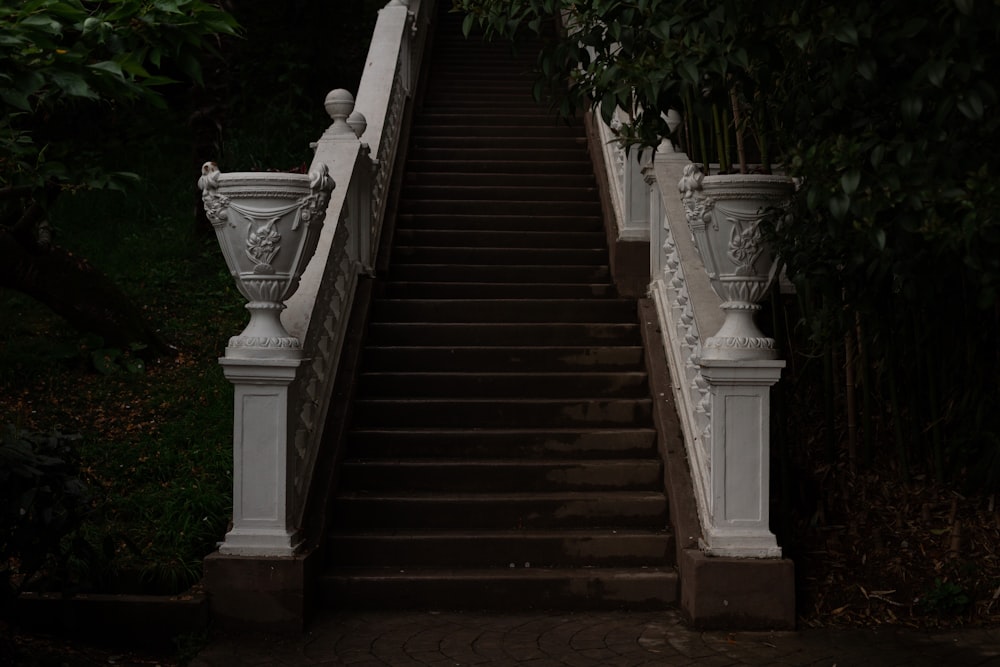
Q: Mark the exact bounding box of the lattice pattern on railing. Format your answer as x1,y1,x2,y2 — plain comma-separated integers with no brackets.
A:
370,54,407,258
281,0,435,540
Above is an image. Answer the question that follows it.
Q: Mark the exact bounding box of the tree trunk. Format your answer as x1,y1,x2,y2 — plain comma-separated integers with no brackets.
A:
0,230,175,357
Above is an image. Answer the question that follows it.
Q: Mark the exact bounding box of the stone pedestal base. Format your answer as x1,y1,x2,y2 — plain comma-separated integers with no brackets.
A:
680,549,795,630
204,548,318,633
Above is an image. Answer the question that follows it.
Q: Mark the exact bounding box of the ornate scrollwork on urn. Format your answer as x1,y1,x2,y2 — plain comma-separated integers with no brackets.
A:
199,161,335,358
679,163,794,361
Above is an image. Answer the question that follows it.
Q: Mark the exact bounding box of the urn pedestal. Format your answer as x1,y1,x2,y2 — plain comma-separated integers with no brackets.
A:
199,163,335,557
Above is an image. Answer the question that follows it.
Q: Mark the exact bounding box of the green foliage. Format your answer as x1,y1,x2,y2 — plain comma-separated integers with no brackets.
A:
455,0,1000,490
920,577,972,616
455,0,786,167
0,425,89,603
0,0,238,193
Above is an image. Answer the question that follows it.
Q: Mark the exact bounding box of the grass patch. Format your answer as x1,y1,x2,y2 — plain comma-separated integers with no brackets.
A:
1,118,245,595
1,1,382,604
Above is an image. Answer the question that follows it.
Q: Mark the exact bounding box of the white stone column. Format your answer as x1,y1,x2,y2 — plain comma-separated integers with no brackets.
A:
218,357,303,556
699,358,784,558
621,148,651,241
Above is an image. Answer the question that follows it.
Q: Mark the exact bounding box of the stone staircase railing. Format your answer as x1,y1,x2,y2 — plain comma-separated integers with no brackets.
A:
598,133,784,559
216,0,435,558
594,125,795,626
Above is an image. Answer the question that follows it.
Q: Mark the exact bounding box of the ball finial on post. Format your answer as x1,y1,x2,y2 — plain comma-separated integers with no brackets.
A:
324,89,357,138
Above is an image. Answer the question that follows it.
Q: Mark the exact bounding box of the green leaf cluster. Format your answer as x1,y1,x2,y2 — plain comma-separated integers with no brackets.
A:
454,0,1000,489
0,0,239,192
1,425,89,602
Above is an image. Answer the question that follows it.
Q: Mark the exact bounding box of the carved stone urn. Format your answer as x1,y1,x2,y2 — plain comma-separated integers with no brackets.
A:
199,162,335,358
678,164,794,361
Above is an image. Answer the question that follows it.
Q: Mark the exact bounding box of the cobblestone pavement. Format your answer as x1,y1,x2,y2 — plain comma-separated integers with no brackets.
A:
191,609,1000,666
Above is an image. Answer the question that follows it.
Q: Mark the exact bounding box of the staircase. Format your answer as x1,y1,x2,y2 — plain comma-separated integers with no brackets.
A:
320,10,677,610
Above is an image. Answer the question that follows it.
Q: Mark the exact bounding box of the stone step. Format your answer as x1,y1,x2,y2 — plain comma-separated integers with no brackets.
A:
364,322,641,346
401,185,598,203
413,114,573,128
326,530,673,567
402,171,595,188
387,263,610,283
359,346,646,372
330,491,667,530
370,298,636,323
395,213,602,232
410,124,582,139
351,398,653,428
393,229,604,249
390,246,607,265
405,157,591,174
380,281,616,299
347,428,658,460
410,135,586,151
338,459,662,493
408,146,588,162
356,371,649,398
318,567,677,610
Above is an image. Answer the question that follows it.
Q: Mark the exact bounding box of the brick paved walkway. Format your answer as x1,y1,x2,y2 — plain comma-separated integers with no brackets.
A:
191,609,1000,666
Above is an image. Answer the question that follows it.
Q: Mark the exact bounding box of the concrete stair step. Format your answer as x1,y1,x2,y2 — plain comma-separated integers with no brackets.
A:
416,113,562,126
394,229,605,249
380,281,616,299
410,135,586,150
395,214,602,232
408,147,588,162
356,371,649,398
359,346,646,372
402,172,594,188
387,264,610,283
365,322,641,346
390,246,606,265
327,530,673,567
330,491,667,530
424,71,537,83
318,567,677,610
351,398,653,428
370,298,636,323
338,459,662,493
347,428,658,460
405,158,591,174
410,124,582,139
401,185,597,203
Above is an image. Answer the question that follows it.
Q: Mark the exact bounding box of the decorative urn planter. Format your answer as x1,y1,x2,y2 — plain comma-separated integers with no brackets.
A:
678,163,794,361
199,162,335,358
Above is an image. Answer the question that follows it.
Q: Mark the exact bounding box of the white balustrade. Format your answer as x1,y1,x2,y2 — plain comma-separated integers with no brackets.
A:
218,0,435,557
599,124,784,558
596,109,652,243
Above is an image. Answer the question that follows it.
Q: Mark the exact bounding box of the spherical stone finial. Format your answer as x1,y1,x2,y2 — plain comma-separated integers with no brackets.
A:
324,89,356,136
347,110,367,139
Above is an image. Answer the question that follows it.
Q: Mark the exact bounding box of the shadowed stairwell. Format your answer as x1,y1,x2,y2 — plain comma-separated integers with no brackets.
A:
319,10,677,610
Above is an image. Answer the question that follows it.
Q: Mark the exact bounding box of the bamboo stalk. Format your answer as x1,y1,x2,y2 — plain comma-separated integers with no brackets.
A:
845,330,858,474
856,314,873,466
711,103,727,172
823,337,836,462
886,350,911,484
730,87,747,173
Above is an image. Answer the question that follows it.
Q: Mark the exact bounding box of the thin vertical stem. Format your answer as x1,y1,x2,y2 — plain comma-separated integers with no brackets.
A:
845,330,858,474
856,314,873,466
887,348,911,484
730,87,747,174
711,103,727,173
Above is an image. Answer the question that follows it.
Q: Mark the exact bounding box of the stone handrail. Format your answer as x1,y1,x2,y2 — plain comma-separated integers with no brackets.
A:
598,126,784,559
218,0,435,557
595,108,651,243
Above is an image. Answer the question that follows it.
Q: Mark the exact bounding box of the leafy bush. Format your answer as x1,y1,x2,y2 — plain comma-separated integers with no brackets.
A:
456,0,1000,491
0,425,89,606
